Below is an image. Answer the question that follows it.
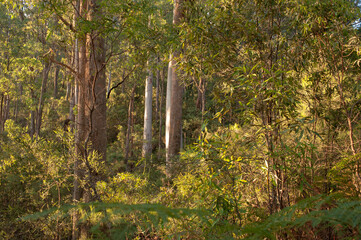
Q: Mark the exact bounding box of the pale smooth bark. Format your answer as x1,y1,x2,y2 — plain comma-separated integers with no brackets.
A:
165,0,187,177
125,85,136,169
165,57,173,173
72,0,84,238
157,63,164,160
142,63,153,159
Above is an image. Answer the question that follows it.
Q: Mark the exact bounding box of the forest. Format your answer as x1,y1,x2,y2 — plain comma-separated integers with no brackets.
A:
1,0,361,239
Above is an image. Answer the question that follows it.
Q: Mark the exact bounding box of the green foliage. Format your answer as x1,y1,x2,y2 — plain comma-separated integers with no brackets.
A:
22,202,209,240
97,173,149,204
241,194,361,239
0,121,73,239
1,0,361,239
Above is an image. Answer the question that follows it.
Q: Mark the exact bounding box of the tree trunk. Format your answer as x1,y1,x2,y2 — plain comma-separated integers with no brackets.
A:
0,94,10,132
157,63,164,161
73,0,106,238
156,59,160,128
72,0,83,238
66,80,71,101
165,57,173,175
107,68,111,97
36,60,52,137
4,95,10,128
69,86,75,124
165,0,187,177
74,0,106,197
0,93,3,132
196,77,206,121
54,66,60,99
69,38,79,130
30,110,35,139
142,62,153,160
125,85,136,170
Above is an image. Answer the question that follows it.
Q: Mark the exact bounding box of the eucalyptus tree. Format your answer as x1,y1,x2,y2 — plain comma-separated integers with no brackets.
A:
142,60,153,160
165,0,189,176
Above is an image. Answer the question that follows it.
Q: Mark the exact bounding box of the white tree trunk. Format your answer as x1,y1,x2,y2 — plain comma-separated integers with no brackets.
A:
165,55,173,170
142,63,153,159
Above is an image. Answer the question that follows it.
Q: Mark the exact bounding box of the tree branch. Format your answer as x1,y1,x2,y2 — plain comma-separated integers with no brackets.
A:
107,65,138,99
49,1,76,33
49,54,77,76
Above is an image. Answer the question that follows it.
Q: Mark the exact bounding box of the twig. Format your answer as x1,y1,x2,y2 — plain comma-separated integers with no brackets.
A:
107,65,138,99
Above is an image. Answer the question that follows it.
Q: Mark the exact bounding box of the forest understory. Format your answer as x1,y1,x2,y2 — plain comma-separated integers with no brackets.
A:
1,0,361,239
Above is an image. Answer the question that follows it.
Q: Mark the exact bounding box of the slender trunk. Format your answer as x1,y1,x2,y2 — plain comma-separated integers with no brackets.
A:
29,87,36,138
14,93,18,122
125,85,136,170
157,64,164,160
36,61,52,137
0,94,10,132
14,83,21,122
142,62,153,160
72,1,84,239
156,59,160,127
74,37,79,106
69,38,79,130
0,93,3,132
69,86,75,122
107,68,111,97
54,66,60,99
196,78,202,110
196,77,206,121
30,110,35,139
4,95,10,127
66,81,71,101
336,76,361,192
165,57,173,175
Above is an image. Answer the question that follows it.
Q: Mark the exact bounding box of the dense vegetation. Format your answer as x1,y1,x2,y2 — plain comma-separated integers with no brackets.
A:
1,0,361,239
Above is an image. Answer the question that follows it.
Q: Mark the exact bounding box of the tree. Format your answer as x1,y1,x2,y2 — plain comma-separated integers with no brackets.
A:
142,61,153,160
165,0,187,176
72,0,107,238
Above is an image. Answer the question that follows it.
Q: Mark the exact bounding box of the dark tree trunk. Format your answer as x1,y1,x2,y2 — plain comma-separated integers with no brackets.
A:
54,66,60,99
36,60,52,137
72,0,107,238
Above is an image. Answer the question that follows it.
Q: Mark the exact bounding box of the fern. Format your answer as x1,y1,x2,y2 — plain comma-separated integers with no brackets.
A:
241,194,361,239
21,202,209,239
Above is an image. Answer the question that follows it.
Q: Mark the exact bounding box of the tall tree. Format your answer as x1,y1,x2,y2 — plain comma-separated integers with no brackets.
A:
72,0,107,238
165,0,187,176
142,61,153,159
